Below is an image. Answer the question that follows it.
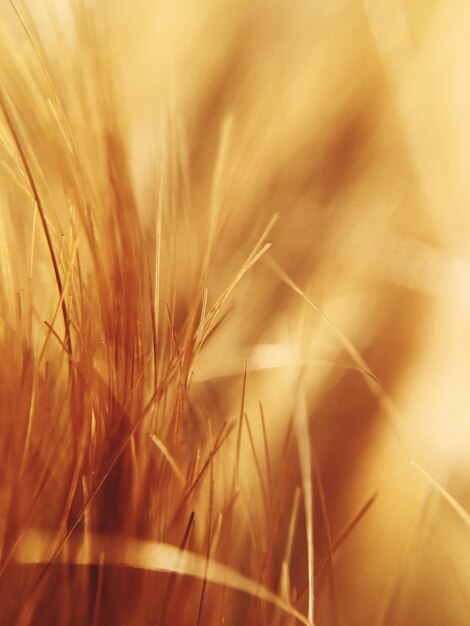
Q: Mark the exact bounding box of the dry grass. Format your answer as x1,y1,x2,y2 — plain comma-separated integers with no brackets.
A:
1,1,470,624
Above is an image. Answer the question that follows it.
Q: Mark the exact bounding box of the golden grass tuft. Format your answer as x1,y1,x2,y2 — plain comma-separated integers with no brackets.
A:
1,1,470,625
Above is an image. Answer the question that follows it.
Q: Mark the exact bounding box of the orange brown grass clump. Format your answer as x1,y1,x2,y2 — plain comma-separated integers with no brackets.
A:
1,1,470,625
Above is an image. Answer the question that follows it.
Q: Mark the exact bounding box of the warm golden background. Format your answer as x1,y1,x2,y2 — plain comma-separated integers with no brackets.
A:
1,0,469,624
